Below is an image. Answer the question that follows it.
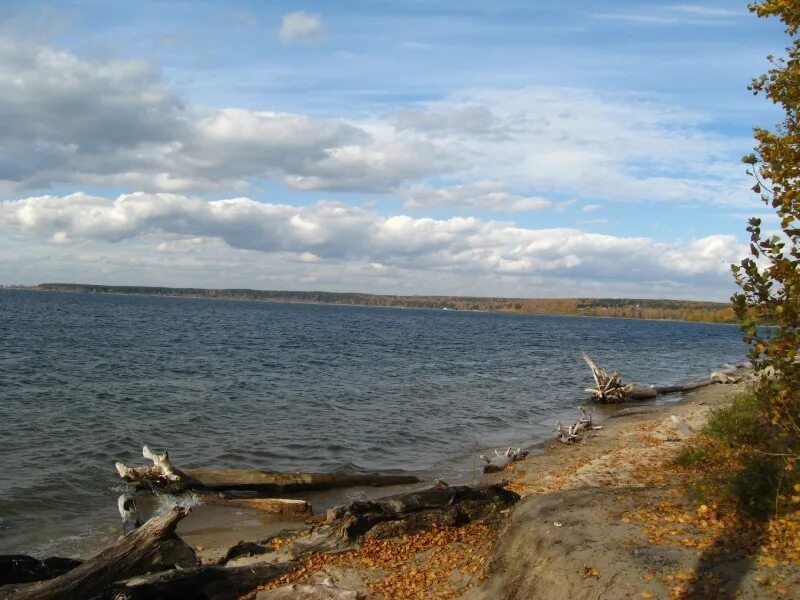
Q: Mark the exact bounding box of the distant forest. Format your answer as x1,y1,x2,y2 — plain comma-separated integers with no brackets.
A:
28,283,737,324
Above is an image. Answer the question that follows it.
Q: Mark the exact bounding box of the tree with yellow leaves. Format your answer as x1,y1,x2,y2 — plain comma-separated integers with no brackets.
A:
733,0,800,494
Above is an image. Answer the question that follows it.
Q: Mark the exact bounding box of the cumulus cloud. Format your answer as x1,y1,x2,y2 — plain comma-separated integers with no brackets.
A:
0,35,442,194
0,35,751,209
399,181,551,213
0,37,183,190
0,193,746,296
277,11,323,43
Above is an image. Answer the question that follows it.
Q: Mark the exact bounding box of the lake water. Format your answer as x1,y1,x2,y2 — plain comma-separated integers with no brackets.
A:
0,289,747,557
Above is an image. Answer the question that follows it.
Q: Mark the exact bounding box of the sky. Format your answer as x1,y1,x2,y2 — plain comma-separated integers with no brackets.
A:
0,1,787,300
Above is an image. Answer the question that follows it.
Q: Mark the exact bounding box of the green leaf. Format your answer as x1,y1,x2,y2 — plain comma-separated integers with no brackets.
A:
741,153,759,164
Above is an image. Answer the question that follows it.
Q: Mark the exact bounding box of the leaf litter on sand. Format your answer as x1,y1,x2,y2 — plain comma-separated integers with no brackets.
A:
252,522,495,600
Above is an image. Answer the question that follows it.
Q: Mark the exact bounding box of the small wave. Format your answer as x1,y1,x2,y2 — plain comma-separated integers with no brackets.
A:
152,491,203,514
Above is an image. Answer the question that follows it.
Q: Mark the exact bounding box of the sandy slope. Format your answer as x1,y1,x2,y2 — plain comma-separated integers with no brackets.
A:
469,377,800,600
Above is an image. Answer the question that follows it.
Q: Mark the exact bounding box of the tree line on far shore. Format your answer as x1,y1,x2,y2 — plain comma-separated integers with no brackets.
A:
28,283,736,324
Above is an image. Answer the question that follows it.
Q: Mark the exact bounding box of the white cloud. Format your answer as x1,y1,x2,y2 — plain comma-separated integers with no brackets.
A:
277,11,323,43
594,4,743,26
393,87,752,207
668,5,743,18
399,181,551,213
0,36,752,209
0,36,443,194
0,192,746,298
582,204,602,213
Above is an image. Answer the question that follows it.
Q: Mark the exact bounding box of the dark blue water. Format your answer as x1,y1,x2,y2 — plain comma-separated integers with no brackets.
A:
0,289,747,557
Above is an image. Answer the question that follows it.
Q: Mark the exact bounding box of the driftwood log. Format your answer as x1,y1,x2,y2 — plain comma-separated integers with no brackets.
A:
582,353,635,402
554,406,601,444
206,497,312,517
583,353,741,404
116,446,419,493
480,448,528,473
100,483,519,599
324,483,519,545
110,561,296,600
3,508,196,600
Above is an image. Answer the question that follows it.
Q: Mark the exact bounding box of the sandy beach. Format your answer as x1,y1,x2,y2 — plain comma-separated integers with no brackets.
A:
114,369,780,599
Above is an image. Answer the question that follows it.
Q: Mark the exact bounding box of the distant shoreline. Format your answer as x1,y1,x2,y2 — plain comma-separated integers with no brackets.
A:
7,283,739,326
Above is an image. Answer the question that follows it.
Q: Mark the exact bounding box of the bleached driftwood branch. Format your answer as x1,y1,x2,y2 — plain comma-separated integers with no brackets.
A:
480,448,528,473
555,406,601,444
582,353,742,404
582,353,636,403
115,445,186,487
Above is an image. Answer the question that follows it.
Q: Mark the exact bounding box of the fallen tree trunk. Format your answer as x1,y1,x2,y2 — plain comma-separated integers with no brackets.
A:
178,470,419,493
582,353,741,403
654,371,740,394
325,483,520,544
627,385,658,399
116,446,419,493
5,508,197,600
480,448,528,473
110,561,296,600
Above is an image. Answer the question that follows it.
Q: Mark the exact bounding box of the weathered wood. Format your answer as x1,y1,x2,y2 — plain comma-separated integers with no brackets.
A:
627,385,658,399
480,448,528,473
326,483,520,543
169,469,419,493
116,446,419,493
110,561,296,600
5,508,196,600
115,446,187,487
555,406,599,444
583,353,741,403
206,497,312,517
0,556,81,586
582,353,634,403
655,371,739,395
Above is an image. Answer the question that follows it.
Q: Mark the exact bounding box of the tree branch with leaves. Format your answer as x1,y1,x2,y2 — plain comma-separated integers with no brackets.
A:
733,1,800,501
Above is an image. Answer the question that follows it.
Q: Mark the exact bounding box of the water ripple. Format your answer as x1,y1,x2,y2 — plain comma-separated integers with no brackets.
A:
0,289,746,556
